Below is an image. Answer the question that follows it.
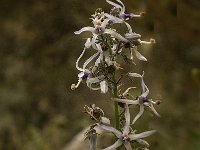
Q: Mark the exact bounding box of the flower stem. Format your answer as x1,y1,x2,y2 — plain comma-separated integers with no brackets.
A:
112,74,120,130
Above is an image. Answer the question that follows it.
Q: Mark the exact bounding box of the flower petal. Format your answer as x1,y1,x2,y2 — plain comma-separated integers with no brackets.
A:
104,13,123,24
106,0,122,10
76,48,86,72
114,98,139,105
141,76,149,97
74,27,95,35
129,130,156,141
83,51,100,69
103,139,122,150
149,103,161,117
134,49,147,61
124,142,132,150
123,104,130,135
116,0,125,13
99,124,121,138
132,105,144,125
104,29,128,42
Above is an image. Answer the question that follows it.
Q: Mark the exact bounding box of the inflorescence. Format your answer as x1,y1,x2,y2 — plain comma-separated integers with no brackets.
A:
71,0,160,150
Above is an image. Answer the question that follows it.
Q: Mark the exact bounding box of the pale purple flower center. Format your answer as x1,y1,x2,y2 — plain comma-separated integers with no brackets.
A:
122,13,131,20
81,72,88,80
143,97,149,103
120,134,129,141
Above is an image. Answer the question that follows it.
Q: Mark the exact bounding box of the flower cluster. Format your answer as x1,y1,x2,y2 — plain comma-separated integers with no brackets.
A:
71,0,160,149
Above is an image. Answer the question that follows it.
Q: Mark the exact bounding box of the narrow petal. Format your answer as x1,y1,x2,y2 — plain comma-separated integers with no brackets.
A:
104,13,123,24
136,139,150,147
83,51,100,69
104,29,128,42
149,103,160,117
103,139,122,150
123,87,136,97
124,22,132,33
106,0,122,10
128,73,142,78
114,98,139,105
141,76,149,97
132,105,144,125
100,80,108,93
134,49,147,61
129,130,156,141
76,48,86,72
99,124,121,138
124,142,132,150
123,104,130,135
116,0,125,13
74,27,95,34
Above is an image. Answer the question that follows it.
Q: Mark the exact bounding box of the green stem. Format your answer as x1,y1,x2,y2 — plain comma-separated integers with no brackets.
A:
112,75,120,130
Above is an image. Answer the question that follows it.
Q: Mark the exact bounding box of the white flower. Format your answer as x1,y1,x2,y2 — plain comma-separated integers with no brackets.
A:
114,72,160,124
97,104,156,150
106,0,144,20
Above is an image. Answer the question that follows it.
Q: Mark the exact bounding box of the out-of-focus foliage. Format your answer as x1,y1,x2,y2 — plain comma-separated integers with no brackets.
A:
0,0,199,150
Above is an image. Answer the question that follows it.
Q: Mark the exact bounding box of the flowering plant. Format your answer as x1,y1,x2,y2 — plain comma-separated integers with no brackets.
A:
71,0,160,149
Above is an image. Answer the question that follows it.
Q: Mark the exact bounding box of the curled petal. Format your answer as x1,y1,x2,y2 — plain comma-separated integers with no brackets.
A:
103,139,122,150
99,124,121,138
106,0,122,10
129,130,156,141
149,103,161,117
134,49,147,61
104,29,128,42
114,98,139,105
132,105,144,125
74,27,95,34
76,48,86,72
83,51,100,69
116,0,125,13
124,142,132,150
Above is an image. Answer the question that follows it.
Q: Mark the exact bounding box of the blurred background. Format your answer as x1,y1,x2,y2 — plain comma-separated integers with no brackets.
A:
0,0,200,150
